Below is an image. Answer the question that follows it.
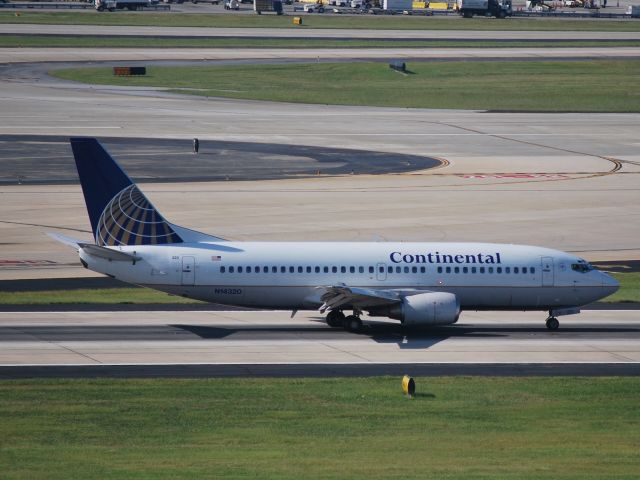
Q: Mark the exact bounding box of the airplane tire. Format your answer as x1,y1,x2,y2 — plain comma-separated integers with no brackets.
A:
546,317,559,330
344,315,363,333
326,310,345,328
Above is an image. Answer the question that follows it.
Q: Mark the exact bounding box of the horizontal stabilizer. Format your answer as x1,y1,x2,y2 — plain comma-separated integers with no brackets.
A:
79,243,142,262
47,232,88,250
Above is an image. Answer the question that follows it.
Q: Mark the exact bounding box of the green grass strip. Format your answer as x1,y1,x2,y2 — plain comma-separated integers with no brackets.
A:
51,60,640,112
2,11,640,30
2,34,640,48
0,287,201,304
0,377,639,479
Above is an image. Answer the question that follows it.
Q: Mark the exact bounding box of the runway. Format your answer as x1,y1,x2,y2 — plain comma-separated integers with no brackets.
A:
5,24,640,41
2,46,640,63
0,310,638,377
1,26,639,375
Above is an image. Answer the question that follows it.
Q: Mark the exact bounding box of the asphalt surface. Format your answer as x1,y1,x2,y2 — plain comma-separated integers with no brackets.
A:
5,24,640,41
2,46,639,63
0,134,439,184
2,363,639,379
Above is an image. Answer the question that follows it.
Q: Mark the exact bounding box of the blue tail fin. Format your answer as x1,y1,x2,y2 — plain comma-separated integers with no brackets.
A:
70,138,183,246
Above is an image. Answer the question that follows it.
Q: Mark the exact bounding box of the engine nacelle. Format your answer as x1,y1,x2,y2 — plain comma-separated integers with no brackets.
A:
370,292,460,326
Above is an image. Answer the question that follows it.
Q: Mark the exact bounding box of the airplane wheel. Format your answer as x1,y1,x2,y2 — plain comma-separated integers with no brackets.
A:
344,315,363,333
326,310,345,328
546,317,559,330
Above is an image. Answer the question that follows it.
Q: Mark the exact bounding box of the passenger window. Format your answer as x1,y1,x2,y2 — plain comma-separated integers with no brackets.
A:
350,266,355,273
289,266,295,273
412,266,417,273
420,267,425,273
359,266,364,274
454,267,460,274
446,267,451,273
388,266,393,273
471,267,476,274
488,267,493,274
379,266,384,273
324,266,329,273
522,267,527,274
396,266,401,273
437,267,443,273
531,267,535,274
514,267,519,274
497,267,502,274
480,267,485,274
298,266,304,273
333,266,338,273
463,267,468,274
229,266,235,273
341,266,346,273
220,266,226,273
315,266,320,273
505,267,510,273
264,266,268,273
369,266,375,274
238,267,243,273
404,266,409,273
255,266,260,273
272,266,277,273
306,266,311,273
281,266,286,273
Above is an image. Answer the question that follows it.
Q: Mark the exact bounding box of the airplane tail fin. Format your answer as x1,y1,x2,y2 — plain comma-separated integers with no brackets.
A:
70,138,223,246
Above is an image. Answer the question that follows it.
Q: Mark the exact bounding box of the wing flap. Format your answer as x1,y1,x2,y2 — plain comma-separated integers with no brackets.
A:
318,284,401,313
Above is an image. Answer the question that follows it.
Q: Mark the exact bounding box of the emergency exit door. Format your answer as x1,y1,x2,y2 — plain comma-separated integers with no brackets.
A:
541,256,554,287
181,256,195,286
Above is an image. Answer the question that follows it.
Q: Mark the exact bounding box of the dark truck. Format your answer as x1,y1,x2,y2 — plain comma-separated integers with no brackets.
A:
456,0,512,17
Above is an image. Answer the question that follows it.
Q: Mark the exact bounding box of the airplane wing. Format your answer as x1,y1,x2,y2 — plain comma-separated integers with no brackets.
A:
317,284,401,313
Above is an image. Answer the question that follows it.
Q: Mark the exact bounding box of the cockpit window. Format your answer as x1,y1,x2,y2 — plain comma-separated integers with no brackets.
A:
571,261,594,273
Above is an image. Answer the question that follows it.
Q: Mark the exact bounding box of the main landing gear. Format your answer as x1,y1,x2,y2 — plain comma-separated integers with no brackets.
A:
545,316,559,330
325,310,363,333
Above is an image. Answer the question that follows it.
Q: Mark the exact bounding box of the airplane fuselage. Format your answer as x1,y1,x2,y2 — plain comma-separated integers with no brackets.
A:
80,241,618,312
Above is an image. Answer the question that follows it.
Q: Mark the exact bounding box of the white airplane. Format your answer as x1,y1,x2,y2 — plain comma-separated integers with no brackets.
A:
51,138,619,332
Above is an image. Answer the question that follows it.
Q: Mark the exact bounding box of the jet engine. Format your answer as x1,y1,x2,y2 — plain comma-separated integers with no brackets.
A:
369,292,460,326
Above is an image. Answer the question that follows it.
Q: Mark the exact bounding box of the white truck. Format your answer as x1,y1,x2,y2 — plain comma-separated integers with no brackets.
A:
383,0,412,8
95,0,157,10
456,0,511,17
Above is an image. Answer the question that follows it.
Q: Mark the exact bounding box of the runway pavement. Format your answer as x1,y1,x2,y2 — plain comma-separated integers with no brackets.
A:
4,24,640,41
2,46,640,63
0,34,639,374
0,310,638,377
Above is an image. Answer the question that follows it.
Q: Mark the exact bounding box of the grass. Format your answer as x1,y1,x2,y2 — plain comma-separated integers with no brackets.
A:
0,377,638,479
0,272,636,304
51,60,640,112
2,11,640,30
0,287,202,304
4,34,640,48
603,272,640,303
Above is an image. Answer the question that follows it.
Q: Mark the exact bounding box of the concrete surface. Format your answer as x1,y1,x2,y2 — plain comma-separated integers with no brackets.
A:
0,310,638,367
4,23,640,40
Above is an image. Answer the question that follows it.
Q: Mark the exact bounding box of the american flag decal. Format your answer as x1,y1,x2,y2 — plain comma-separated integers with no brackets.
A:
211,256,222,261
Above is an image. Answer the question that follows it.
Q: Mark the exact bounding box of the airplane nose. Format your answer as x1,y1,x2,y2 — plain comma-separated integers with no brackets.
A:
601,272,620,296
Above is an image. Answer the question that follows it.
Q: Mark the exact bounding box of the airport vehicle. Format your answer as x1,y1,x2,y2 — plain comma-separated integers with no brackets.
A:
254,0,283,13
95,0,157,10
383,0,412,9
456,0,512,17
225,0,240,8
53,138,619,332
303,2,325,11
